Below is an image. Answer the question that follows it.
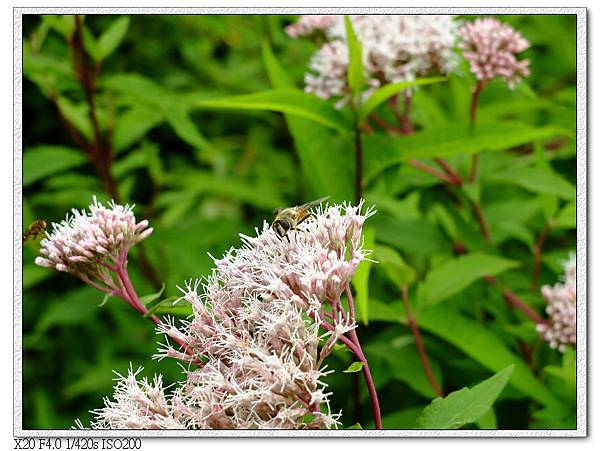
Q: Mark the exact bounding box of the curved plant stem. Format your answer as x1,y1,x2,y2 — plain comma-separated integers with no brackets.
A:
484,276,546,325
472,201,491,241
434,158,463,185
470,80,485,124
469,80,485,182
389,93,414,135
56,16,163,291
112,250,203,365
531,222,550,293
503,288,546,325
386,93,461,188
369,112,403,135
401,285,444,398
73,16,119,202
345,287,383,429
409,159,458,185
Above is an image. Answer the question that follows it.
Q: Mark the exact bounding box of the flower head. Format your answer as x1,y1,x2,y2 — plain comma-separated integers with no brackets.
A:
285,15,338,38
90,201,374,429
537,254,576,352
35,197,152,290
89,366,186,430
459,17,530,89
291,15,459,102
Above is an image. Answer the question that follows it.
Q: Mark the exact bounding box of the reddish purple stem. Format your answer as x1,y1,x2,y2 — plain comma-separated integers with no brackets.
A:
345,287,383,429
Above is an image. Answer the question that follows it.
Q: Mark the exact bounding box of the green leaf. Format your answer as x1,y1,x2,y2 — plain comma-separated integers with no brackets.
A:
346,423,363,429
476,408,498,430
343,361,364,373
531,406,576,429
41,15,76,37
143,296,182,318
139,283,166,306
195,89,351,134
261,42,353,201
363,122,569,183
23,264,53,290
374,406,425,429
366,341,443,399
365,191,421,221
102,73,170,107
371,216,447,256
462,181,481,204
82,26,101,61
359,77,447,123
374,245,416,288
23,146,87,186
55,96,93,141
143,142,164,185
97,293,112,307
352,228,375,325
417,306,560,407
163,107,213,152
112,148,147,179
489,166,575,200
539,194,559,220
554,201,576,229
417,253,520,309
162,170,285,210
416,365,514,429
262,39,294,89
344,16,363,102
97,16,130,60
113,107,163,152
37,287,100,333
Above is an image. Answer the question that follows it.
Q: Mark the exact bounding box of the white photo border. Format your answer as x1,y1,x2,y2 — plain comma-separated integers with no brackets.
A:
13,6,587,438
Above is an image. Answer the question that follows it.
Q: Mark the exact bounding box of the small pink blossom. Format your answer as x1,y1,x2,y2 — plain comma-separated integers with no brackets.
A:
35,197,152,292
537,254,576,352
459,18,530,89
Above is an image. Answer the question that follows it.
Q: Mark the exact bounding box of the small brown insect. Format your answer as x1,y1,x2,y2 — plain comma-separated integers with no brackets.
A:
23,219,47,243
272,196,330,240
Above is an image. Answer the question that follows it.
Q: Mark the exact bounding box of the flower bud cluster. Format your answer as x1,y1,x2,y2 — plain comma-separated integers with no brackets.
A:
35,197,152,291
537,254,576,352
458,17,530,89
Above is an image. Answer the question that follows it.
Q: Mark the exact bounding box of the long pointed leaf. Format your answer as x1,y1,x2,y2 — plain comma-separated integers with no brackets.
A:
359,77,447,123
363,122,570,183
195,89,352,134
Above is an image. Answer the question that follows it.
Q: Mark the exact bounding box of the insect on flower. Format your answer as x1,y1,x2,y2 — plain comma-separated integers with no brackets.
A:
272,196,330,240
23,219,47,243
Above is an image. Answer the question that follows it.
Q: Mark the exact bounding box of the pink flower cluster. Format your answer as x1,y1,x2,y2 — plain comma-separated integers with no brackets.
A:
35,197,153,292
537,255,576,352
89,202,375,429
459,17,530,89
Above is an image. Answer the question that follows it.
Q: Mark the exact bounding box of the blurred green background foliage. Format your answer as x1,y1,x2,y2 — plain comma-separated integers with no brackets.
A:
22,14,577,429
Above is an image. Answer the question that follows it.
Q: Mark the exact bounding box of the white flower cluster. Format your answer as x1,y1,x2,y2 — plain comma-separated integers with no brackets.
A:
537,255,576,352
89,202,375,429
459,17,530,89
88,367,185,429
35,197,152,291
285,15,338,38
288,15,459,101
